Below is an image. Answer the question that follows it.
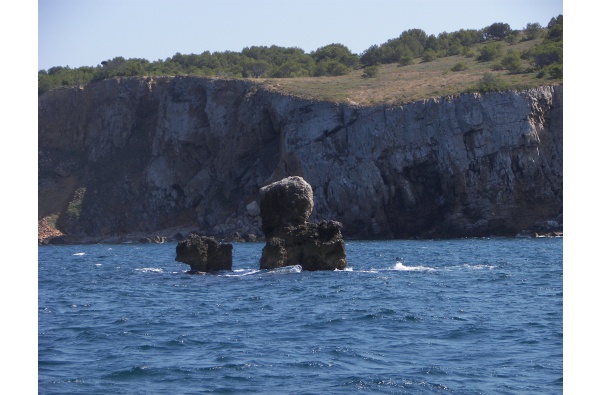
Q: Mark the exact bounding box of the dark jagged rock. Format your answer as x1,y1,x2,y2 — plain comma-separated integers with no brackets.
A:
242,233,258,242
259,176,347,271
46,235,69,245
175,234,232,272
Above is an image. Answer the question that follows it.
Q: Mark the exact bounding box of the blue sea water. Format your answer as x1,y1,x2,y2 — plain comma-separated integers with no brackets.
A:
38,238,562,394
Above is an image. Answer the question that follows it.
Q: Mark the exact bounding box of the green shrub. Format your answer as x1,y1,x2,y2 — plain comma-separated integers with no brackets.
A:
484,22,512,41
474,73,509,93
462,48,476,58
501,50,523,73
421,48,437,62
450,62,468,71
537,64,562,79
66,200,82,221
524,22,544,40
530,40,562,68
313,59,350,77
505,34,520,45
65,187,86,222
398,55,414,66
362,65,379,78
477,42,503,62
548,64,562,78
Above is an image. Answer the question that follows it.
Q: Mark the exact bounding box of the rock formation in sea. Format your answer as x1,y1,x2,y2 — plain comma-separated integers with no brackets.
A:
175,234,232,272
259,176,347,271
38,76,563,243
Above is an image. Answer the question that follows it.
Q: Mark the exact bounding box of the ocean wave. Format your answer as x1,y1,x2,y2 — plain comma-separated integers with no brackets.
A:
104,366,152,379
224,269,262,277
72,252,86,256
448,263,495,270
337,267,380,273
391,262,435,271
136,268,164,273
184,265,303,277
265,265,303,274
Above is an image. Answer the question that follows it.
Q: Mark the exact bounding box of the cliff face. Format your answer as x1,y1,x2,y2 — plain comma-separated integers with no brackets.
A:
38,76,562,242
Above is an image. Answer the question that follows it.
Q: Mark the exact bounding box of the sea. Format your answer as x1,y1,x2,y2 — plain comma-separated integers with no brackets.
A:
38,238,562,394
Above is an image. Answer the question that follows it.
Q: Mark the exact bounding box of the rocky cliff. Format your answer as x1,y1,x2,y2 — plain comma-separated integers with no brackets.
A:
38,76,562,243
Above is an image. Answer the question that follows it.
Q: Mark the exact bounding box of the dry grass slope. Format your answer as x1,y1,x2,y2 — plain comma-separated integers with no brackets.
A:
257,38,561,106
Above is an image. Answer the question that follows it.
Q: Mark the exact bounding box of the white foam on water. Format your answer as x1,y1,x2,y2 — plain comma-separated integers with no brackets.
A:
136,268,164,273
392,262,435,271
445,263,495,271
73,252,86,256
267,265,302,274
341,267,382,273
460,263,495,270
225,269,262,277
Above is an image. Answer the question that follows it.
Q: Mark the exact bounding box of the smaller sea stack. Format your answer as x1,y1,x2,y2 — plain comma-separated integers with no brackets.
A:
175,234,232,272
259,176,347,271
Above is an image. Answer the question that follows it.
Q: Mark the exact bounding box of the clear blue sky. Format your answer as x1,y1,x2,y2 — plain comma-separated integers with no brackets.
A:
38,0,563,71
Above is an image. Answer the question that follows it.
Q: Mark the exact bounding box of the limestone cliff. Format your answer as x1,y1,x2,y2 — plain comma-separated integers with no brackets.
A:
38,76,562,243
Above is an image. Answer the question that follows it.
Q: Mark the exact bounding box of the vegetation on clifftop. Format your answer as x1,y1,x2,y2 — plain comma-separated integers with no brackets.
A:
39,15,562,105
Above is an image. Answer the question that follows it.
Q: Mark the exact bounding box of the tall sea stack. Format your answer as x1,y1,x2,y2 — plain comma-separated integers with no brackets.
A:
259,176,347,271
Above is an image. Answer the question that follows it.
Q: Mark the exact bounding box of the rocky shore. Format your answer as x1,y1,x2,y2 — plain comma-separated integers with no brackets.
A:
37,218,562,246
38,217,65,245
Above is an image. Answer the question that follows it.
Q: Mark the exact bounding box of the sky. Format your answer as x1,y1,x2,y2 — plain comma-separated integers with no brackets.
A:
39,0,563,71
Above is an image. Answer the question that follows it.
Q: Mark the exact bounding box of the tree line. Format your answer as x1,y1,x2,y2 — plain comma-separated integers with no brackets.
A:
38,15,562,94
